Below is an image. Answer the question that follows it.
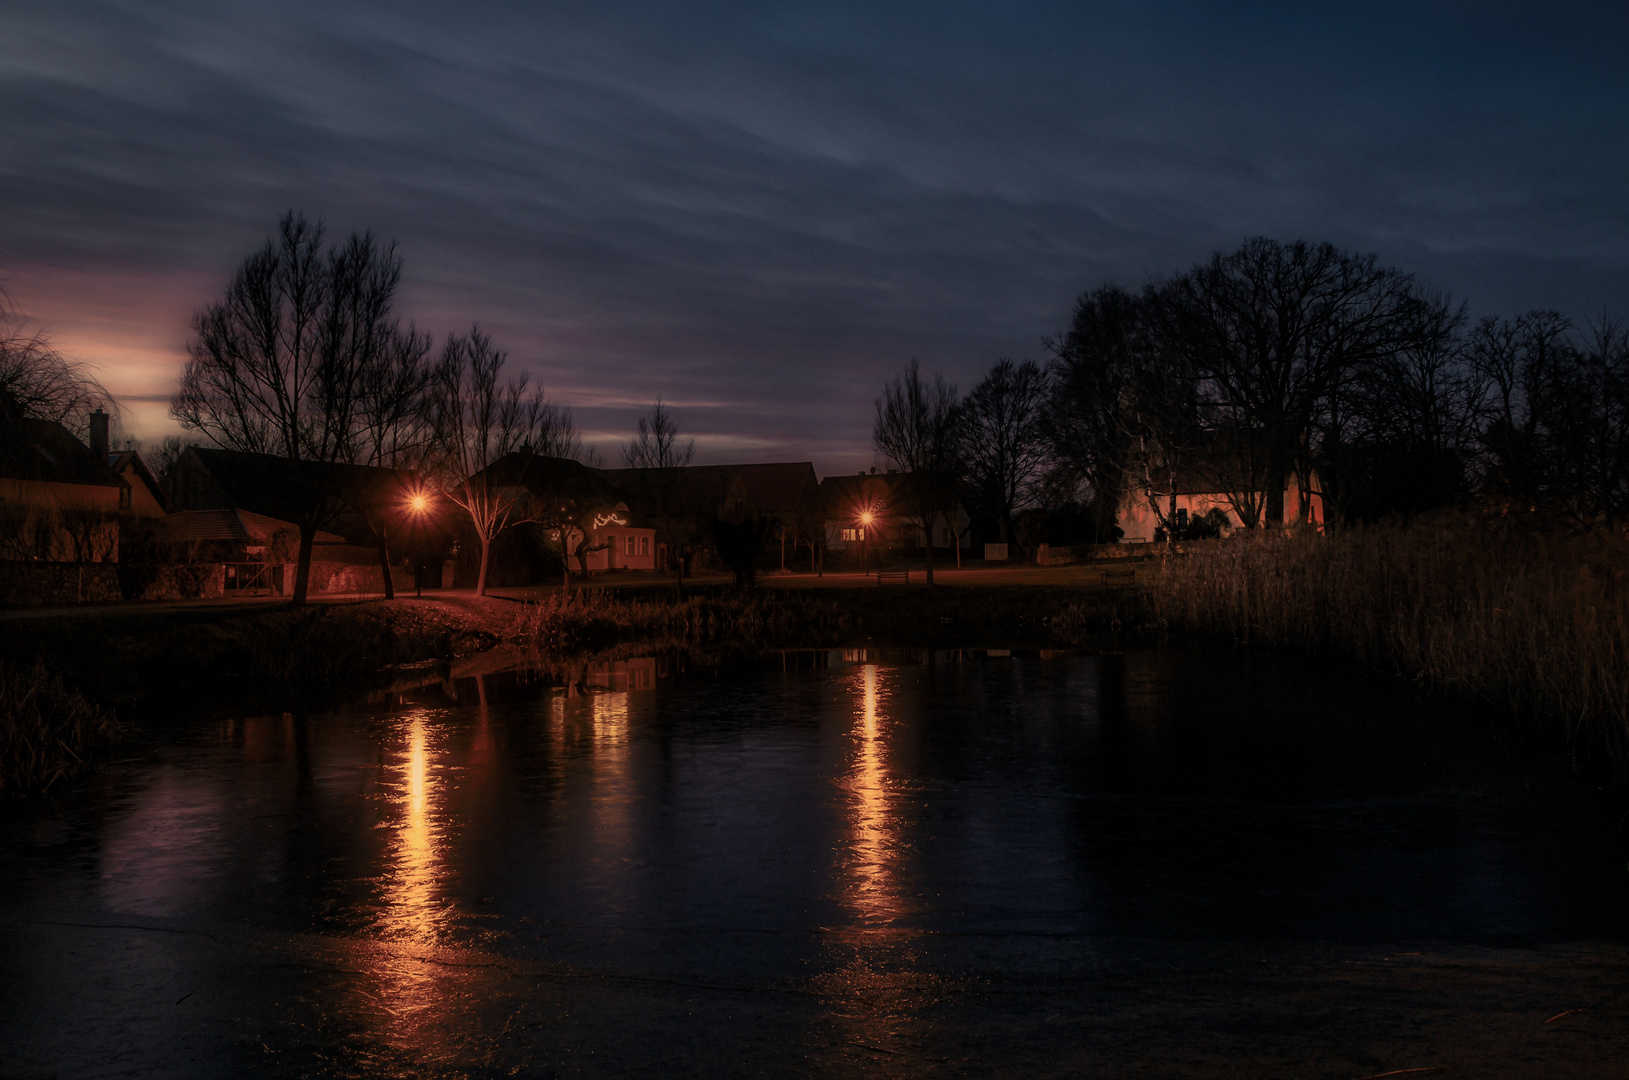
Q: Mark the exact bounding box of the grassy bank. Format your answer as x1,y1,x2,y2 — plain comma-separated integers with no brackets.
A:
1149,518,1629,763
0,600,504,796
512,582,1138,657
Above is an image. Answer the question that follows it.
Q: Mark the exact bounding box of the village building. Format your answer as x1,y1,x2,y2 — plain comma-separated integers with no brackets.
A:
163,446,433,593
0,411,156,563
597,461,823,573
818,470,972,560
1117,466,1325,541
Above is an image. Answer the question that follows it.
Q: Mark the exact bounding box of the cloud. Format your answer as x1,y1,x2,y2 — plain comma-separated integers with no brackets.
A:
1,0,1625,464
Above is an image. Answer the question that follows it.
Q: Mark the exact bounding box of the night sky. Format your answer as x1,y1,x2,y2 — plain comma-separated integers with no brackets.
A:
3,1,1626,472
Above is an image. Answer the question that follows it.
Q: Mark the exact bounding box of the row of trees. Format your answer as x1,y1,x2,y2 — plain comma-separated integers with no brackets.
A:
882,238,1629,559
172,211,580,601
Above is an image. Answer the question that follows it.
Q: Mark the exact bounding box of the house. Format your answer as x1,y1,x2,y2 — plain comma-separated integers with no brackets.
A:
0,411,136,562
818,470,972,558
1117,466,1325,542
164,446,433,593
596,461,823,572
475,453,657,575
107,447,168,517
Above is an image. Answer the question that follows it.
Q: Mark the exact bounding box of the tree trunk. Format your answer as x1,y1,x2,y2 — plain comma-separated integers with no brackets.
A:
376,533,395,600
476,536,491,596
923,515,935,586
1263,452,1288,526
292,521,317,606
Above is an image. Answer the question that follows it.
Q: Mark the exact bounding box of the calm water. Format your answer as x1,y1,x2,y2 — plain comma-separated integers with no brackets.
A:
1,645,1625,1077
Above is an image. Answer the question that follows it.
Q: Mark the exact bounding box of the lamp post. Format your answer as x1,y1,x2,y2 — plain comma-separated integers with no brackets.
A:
858,508,874,577
405,489,431,598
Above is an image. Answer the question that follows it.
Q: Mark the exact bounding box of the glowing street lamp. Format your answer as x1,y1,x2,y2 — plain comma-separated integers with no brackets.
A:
404,489,432,596
858,507,875,576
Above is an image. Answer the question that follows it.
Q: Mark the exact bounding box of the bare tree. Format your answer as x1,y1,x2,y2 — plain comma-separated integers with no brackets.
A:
1045,285,1141,541
172,210,406,603
431,327,575,595
1162,238,1414,525
874,359,959,585
623,398,696,470
960,358,1050,546
350,322,435,598
0,317,116,435
1047,285,1206,541
623,398,697,596
1471,310,1629,528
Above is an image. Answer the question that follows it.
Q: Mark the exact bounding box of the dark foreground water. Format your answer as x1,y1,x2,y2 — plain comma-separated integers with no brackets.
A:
3,646,1628,1078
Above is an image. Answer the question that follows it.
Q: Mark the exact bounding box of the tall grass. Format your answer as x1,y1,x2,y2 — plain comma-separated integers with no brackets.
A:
1150,518,1629,761
0,661,120,794
511,589,849,655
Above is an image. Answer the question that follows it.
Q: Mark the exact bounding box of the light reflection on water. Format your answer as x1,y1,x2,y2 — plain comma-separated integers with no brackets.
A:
4,646,1628,1076
842,664,903,926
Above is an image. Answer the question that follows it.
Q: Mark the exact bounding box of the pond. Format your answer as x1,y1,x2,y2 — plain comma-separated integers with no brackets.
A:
2,645,1627,1078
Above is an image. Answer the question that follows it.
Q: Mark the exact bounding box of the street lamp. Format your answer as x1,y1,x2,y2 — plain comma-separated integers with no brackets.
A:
404,488,432,597
858,508,875,576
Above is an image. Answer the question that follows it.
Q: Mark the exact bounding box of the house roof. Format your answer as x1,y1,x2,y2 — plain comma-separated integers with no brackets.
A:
0,417,122,488
596,461,821,520
819,471,936,516
159,509,345,545
169,447,417,518
109,449,169,511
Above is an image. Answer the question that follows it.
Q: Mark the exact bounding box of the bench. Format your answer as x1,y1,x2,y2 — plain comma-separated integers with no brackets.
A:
875,570,910,585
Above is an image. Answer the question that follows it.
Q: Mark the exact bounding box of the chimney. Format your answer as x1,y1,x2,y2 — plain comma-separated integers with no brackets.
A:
89,410,109,463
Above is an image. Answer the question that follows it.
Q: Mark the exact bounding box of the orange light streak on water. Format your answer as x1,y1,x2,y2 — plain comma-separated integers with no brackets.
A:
843,664,905,925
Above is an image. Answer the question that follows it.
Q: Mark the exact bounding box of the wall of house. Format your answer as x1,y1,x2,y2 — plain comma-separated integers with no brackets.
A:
1119,475,1324,542
114,462,167,518
577,527,657,571
823,512,972,553
0,478,123,562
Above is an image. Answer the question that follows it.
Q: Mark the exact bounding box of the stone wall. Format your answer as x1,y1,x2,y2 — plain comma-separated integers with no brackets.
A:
0,562,122,606
270,562,415,596
121,563,227,601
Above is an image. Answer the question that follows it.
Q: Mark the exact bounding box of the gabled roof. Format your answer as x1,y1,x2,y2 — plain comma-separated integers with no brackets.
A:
821,471,940,514
595,464,740,519
595,461,821,520
159,509,345,545
109,449,169,512
168,447,416,519
0,417,122,487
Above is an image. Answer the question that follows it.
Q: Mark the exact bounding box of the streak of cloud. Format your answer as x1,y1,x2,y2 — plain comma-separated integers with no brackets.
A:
2,1,1626,468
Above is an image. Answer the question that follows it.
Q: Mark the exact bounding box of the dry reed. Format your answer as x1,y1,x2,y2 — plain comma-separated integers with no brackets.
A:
0,661,120,794
1149,517,1629,761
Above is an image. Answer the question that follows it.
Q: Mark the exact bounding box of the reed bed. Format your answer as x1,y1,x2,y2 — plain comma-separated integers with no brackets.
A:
1150,518,1629,761
511,589,849,655
0,661,120,794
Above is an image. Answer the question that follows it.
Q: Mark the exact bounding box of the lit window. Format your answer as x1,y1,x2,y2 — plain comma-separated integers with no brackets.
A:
841,528,859,542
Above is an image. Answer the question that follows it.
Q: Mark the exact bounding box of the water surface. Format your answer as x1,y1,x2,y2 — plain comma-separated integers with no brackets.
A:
2,645,1625,1077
